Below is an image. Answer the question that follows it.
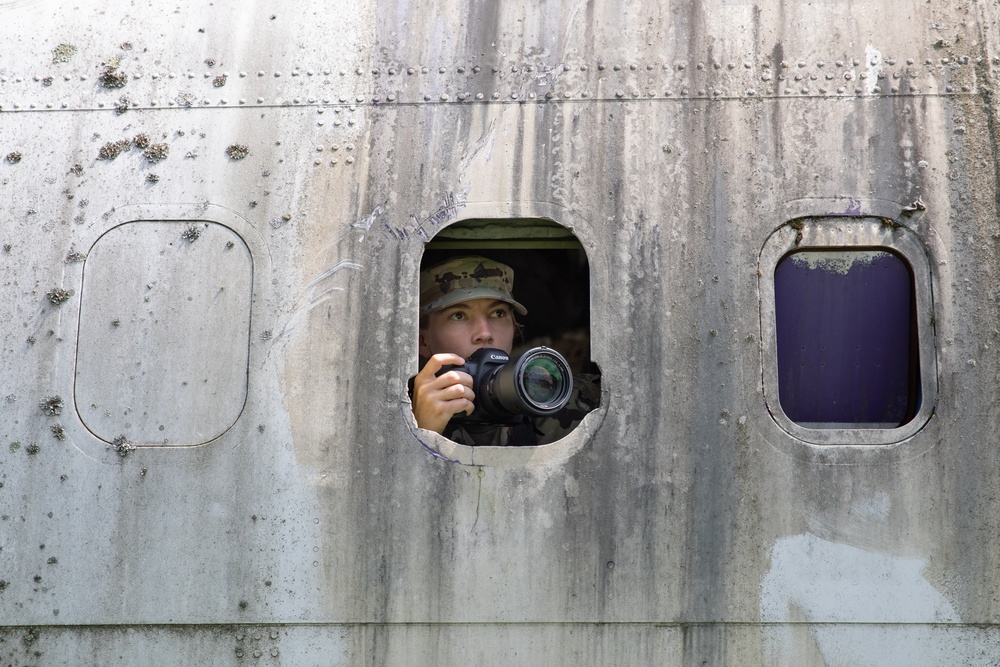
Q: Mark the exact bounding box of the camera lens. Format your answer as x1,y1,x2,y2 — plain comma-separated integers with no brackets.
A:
521,355,565,405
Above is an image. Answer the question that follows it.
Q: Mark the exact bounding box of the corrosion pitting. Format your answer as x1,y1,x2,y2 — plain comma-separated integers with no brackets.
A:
115,96,131,114
99,62,128,89
111,435,134,457
144,143,169,163
6,152,22,164
226,144,249,160
213,74,228,87
133,133,150,149
65,250,86,262
46,287,73,305
38,396,64,416
98,139,131,160
50,424,65,440
145,172,160,183
181,225,202,241
52,43,78,64
69,164,84,175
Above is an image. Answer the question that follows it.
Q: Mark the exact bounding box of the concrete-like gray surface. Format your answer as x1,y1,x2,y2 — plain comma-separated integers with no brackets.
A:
2,0,1000,664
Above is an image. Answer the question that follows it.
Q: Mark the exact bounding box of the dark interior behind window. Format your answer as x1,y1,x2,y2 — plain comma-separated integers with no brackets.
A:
774,248,920,428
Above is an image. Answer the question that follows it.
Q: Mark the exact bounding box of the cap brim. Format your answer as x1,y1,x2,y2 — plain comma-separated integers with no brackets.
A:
421,287,528,316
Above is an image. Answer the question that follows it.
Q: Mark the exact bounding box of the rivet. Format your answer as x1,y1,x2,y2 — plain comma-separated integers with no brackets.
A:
647,90,655,97
800,87,808,94
134,73,142,79
580,91,589,97
372,68,379,75
564,64,571,71
945,85,953,93
816,61,825,68
356,68,364,75
204,72,211,78
907,59,915,65
696,62,704,70
423,94,431,101
826,73,834,80
853,59,861,66
475,92,484,100
886,59,895,66
421,67,428,74
61,102,68,108
239,99,246,104
891,87,899,93
168,100,175,105
323,69,331,75
346,156,354,164
387,94,396,102
407,67,415,75
203,99,210,105
818,87,826,94
308,97,315,103
615,90,624,98
98,102,105,107
441,93,449,100
439,67,446,74
457,66,465,73
873,86,881,94
526,65,534,72
664,89,673,96
727,63,735,70
613,64,621,71
837,86,845,93
257,71,265,77
314,159,321,165
221,99,227,104
356,96,364,103
169,72,177,78
388,68,396,75
293,97,301,103
257,97,264,103
292,70,300,76
511,92,518,99
744,62,752,69
580,65,588,71
713,62,721,70
746,89,756,96
307,70,314,76
187,72,195,78
492,92,500,99
274,71,282,77
962,85,970,92
835,61,843,68
45,103,52,108
859,72,867,79
597,64,605,71
629,63,637,70
151,99,158,105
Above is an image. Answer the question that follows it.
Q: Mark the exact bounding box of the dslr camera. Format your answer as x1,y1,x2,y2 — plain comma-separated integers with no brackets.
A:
439,347,574,424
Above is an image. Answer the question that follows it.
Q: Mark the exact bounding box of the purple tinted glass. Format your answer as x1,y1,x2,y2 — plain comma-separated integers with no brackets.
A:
774,249,919,428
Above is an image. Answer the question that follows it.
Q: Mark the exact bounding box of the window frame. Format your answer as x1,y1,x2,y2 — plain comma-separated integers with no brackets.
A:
758,217,937,445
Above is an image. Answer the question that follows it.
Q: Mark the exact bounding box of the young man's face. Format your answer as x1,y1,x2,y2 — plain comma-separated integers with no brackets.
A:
419,298,515,359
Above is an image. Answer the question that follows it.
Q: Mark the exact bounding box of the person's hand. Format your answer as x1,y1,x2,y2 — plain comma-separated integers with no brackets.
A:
412,353,475,433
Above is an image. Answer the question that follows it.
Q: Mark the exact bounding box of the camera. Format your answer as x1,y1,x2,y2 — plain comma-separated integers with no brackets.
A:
439,347,574,424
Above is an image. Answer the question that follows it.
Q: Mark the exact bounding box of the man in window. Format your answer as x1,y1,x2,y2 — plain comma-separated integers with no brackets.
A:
411,255,599,446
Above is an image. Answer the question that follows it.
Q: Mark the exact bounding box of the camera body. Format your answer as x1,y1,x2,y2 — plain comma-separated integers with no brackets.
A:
439,346,574,425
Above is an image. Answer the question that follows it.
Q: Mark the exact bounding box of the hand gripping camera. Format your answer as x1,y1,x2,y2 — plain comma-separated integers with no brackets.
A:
440,347,574,424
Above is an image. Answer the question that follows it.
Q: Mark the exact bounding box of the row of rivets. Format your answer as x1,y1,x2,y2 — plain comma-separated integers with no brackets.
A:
0,84,973,111
0,54,982,85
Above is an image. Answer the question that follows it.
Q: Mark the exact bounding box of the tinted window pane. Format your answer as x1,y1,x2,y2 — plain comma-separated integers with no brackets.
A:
774,249,919,428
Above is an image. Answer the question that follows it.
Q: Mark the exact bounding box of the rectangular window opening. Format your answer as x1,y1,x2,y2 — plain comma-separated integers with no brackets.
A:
774,248,920,429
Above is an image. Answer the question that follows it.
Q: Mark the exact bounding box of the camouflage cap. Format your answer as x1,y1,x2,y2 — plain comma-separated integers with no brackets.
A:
420,256,528,316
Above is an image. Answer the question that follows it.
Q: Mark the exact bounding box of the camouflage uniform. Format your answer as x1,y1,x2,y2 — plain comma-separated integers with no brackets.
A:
416,255,600,446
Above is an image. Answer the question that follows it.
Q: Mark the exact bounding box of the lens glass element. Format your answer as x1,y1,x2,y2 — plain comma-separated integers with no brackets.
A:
521,355,565,405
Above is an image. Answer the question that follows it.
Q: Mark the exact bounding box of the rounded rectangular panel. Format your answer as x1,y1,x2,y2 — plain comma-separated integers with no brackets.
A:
75,221,253,445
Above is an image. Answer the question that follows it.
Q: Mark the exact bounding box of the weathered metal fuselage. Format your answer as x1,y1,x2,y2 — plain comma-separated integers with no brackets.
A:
3,1,1000,664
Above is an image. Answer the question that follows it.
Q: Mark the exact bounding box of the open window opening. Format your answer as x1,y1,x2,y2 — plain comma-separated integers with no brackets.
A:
412,218,601,447
759,217,936,446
